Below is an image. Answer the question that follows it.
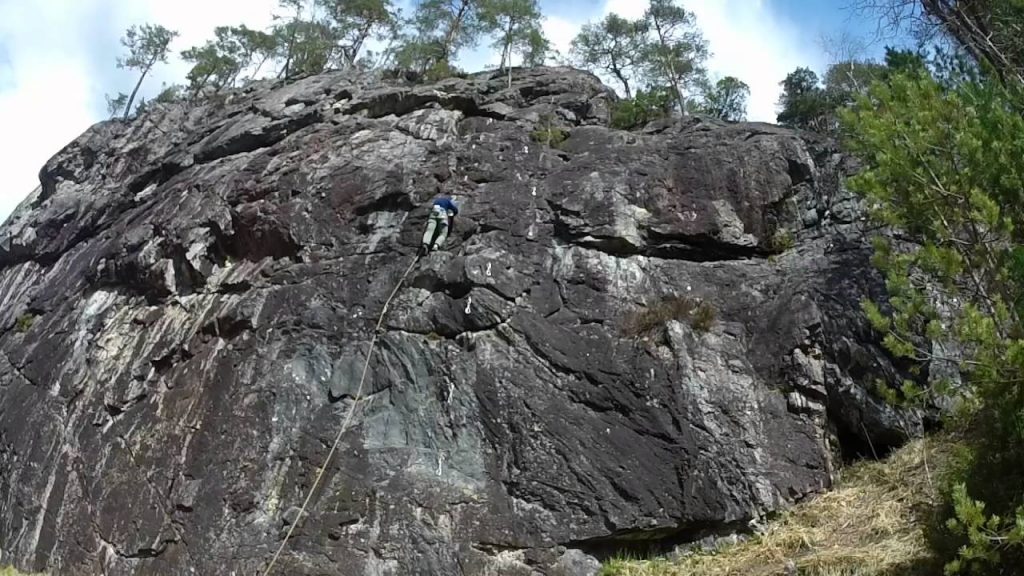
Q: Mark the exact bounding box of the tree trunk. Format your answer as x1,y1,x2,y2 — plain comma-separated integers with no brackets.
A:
653,18,685,115
282,23,298,78
252,54,270,79
921,0,1024,87
610,55,631,98
443,0,472,63
123,58,155,120
500,18,515,71
349,21,374,67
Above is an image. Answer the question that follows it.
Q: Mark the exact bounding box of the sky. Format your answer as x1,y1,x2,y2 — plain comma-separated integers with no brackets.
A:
0,0,895,223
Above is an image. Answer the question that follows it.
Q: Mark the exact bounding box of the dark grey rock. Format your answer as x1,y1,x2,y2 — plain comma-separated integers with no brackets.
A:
0,66,925,576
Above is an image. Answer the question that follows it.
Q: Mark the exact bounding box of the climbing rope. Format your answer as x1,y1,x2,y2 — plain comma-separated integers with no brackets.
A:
261,253,421,576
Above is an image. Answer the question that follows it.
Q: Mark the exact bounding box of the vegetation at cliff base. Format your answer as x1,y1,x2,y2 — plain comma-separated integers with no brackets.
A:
0,567,45,576
833,1,1024,573
600,437,951,576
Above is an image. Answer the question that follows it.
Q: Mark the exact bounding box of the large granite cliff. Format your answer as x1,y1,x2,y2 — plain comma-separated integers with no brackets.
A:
0,67,920,575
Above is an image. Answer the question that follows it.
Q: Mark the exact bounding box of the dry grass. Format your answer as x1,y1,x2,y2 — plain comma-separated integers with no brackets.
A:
601,437,953,576
623,296,717,337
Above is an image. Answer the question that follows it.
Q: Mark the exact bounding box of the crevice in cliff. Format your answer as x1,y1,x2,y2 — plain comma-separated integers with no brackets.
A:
552,218,769,263
564,518,753,560
0,349,39,388
113,435,196,564
344,89,485,120
194,108,323,165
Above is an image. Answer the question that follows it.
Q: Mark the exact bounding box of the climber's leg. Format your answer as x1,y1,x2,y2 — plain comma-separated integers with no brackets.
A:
430,216,449,251
421,212,439,253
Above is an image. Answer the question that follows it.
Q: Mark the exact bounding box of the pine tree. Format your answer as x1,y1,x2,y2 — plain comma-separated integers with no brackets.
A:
642,0,707,114
273,0,336,78
570,14,647,98
321,0,398,67
776,67,830,130
116,24,178,120
479,0,546,86
697,76,749,121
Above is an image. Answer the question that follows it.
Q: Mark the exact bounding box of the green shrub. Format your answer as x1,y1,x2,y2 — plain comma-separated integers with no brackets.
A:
530,113,569,149
622,295,717,336
842,66,1024,573
423,59,463,82
14,314,34,333
610,88,674,130
768,228,795,253
529,127,568,148
0,566,46,575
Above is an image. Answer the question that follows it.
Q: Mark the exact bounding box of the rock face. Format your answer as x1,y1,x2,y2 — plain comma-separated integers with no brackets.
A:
0,67,920,575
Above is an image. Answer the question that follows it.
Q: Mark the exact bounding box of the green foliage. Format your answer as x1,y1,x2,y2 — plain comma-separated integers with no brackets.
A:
321,0,398,67
274,17,336,78
181,37,237,94
520,27,551,67
609,87,674,130
155,83,184,103
570,5,707,112
479,0,546,76
105,92,128,118
182,24,280,92
842,59,1024,573
641,0,708,113
116,23,178,119
570,14,648,99
776,49,929,133
0,566,45,575
118,24,178,71
14,314,35,333
776,67,833,131
529,113,568,148
768,227,794,253
697,76,750,121
622,295,716,337
400,0,483,72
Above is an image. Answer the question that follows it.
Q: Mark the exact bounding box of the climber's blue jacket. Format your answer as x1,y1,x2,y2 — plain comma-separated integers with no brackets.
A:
433,197,459,215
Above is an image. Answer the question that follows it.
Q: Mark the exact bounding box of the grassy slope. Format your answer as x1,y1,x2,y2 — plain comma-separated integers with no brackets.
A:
601,438,952,576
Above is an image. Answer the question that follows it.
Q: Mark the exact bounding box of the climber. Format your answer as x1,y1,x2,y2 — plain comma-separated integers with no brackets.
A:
419,195,459,256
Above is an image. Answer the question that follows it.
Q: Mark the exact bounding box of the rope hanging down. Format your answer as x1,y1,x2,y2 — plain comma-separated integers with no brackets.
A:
261,253,421,576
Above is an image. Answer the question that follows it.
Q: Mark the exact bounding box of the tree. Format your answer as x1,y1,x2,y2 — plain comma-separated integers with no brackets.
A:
852,0,1024,87
273,0,337,79
841,2,1024,571
182,42,236,95
776,67,830,130
183,25,281,94
413,0,483,65
479,0,546,86
116,24,178,120
570,14,648,98
321,0,398,67
642,0,708,114
227,25,280,81
521,27,551,67
697,76,749,121
842,67,1024,575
